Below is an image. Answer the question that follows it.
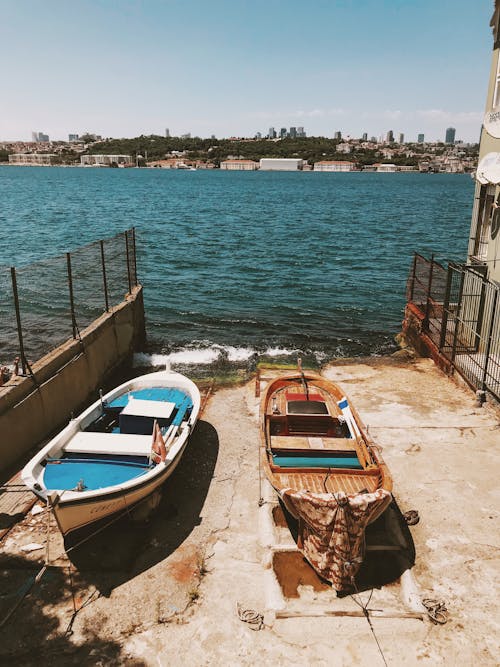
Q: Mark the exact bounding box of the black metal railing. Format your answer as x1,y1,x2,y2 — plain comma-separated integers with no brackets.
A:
407,253,500,402
0,228,138,379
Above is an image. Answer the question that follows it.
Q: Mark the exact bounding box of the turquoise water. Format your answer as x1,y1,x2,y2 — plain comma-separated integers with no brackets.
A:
0,166,474,365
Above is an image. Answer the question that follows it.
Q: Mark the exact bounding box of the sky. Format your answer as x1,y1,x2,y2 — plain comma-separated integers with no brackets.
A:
0,0,494,143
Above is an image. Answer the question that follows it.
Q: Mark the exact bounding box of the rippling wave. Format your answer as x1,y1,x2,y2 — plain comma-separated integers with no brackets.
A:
0,167,473,369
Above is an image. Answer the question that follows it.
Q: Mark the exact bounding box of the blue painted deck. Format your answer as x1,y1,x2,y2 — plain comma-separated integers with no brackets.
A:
272,454,363,469
44,458,149,491
107,388,190,409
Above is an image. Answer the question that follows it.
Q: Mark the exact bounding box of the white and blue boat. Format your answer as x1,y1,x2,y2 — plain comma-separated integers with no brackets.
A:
22,370,200,539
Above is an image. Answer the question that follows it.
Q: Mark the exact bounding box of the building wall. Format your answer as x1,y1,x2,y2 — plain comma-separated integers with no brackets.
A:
314,161,355,172
81,155,132,166
259,158,303,171
220,160,258,170
470,22,500,284
0,285,146,472
9,154,56,165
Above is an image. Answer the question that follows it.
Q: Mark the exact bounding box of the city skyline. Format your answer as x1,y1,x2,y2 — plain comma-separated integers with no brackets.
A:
0,1,492,143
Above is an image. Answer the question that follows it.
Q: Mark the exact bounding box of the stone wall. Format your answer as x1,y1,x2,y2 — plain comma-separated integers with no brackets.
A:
0,285,145,473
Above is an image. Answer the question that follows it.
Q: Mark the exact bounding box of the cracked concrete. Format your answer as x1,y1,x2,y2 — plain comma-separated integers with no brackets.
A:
0,357,499,666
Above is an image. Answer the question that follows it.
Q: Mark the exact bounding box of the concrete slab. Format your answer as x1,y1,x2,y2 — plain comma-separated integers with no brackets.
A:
0,357,498,666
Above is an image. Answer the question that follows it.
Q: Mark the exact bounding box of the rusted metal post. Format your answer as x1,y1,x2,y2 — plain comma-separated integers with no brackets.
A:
100,240,109,312
125,230,132,295
10,267,27,376
423,253,435,331
131,226,138,286
67,252,78,339
481,288,498,393
409,253,418,302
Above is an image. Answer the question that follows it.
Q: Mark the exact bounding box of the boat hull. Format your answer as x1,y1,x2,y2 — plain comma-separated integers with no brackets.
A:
51,433,189,538
260,371,393,591
22,370,200,541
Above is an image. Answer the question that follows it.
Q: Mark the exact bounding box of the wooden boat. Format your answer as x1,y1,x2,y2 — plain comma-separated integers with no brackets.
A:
260,368,392,591
22,370,200,539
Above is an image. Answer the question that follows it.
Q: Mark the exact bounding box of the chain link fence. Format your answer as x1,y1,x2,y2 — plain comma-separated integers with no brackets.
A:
0,228,138,377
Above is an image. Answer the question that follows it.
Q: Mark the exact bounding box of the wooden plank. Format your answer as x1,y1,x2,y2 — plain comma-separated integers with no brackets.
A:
276,610,424,620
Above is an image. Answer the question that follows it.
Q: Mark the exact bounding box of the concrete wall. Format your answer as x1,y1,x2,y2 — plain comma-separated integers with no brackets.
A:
0,285,146,473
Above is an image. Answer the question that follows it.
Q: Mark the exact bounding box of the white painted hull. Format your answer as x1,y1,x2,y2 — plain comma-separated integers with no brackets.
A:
52,435,188,537
22,370,200,540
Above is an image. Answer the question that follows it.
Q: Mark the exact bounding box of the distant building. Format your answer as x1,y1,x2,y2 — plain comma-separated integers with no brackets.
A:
297,126,306,137
255,132,262,140
334,131,342,140
336,142,352,154
398,133,404,144
180,133,191,139
165,128,170,138
268,127,276,139
211,134,216,140
418,133,425,143
80,154,132,166
32,131,49,142
259,158,303,171
68,134,79,142
289,127,297,139
362,132,368,141
9,153,56,165
279,128,287,139
386,130,394,143
314,160,355,172
375,163,397,172
220,159,258,171
445,127,456,144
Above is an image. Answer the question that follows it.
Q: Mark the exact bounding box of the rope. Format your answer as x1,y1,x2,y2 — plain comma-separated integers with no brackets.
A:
350,590,388,667
64,565,100,637
237,603,264,631
422,598,448,625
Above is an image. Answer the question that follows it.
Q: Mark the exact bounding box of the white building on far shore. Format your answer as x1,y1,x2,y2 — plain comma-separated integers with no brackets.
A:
81,154,133,166
9,153,57,165
314,160,356,172
374,163,397,172
259,158,303,171
220,159,258,171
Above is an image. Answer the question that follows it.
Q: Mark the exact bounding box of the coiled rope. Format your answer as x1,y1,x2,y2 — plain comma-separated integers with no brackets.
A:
422,598,448,625
237,603,264,631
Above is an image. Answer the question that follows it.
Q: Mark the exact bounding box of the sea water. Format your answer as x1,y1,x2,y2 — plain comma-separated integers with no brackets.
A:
0,166,474,368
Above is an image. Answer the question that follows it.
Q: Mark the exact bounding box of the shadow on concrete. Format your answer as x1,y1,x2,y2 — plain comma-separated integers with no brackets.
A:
0,555,142,666
279,497,416,597
65,419,219,595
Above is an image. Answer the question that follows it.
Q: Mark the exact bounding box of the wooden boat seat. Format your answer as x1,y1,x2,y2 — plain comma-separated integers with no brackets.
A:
63,432,153,457
268,414,349,438
271,435,356,452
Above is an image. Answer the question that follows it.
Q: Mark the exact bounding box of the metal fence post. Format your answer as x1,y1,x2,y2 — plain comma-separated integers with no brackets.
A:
132,226,138,286
423,253,435,330
125,230,132,294
481,288,498,393
100,240,109,312
439,263,453,351
451,268,466,363
67,252,78,339
409,253,417,302
10,267,28,375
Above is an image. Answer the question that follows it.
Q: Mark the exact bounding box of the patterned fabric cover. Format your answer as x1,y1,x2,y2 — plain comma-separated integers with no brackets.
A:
281,487,392,591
